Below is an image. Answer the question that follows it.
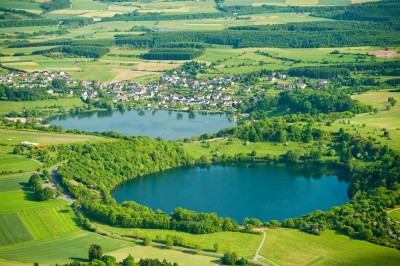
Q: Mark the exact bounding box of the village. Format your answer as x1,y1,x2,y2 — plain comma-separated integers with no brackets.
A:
1,69,329,113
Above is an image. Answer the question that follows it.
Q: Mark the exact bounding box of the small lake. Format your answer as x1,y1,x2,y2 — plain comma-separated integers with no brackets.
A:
47,109,234,140
112,164,349,222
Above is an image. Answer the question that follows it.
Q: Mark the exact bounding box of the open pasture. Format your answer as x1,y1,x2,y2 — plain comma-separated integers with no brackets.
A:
94,222,262,258
110,246,216,266
0,153,41,172
184,138,307,160
0,213,33,246
261,229,400,265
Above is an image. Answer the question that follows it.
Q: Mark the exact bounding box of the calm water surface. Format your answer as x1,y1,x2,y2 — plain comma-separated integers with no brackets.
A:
112,164,348,222
47,109,234,140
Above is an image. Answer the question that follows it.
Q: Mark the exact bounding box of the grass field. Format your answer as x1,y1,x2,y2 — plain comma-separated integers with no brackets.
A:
110,246,216,266
388,209,400,221
0,153,41,172
0,213,33,245
261,229,400,265
0,174,28,192
0,98,84,115
184,138,309,160
94,223,262,258
0,129,103,148
316,90,400,151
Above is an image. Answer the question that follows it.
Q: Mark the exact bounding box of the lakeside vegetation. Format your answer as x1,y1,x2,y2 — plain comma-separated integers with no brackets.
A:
0,0,400,265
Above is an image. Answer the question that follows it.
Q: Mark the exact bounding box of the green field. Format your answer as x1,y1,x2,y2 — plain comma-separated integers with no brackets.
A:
184,138,308,160
94,223,262,258
0,174,28,192
0,213,33,245
261,229,400,265
388,209,400,221
0,153,41,172
0,129,104,154
315,90,400,150
0,98,84,115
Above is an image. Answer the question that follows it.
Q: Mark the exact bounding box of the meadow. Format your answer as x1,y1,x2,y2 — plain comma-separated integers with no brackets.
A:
261,229,400,265
0,153,41,172
0,98,84,115
93,222,262,258
388,209,400,221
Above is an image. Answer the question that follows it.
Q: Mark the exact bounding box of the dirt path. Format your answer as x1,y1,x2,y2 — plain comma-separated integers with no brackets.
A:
252,228,280,266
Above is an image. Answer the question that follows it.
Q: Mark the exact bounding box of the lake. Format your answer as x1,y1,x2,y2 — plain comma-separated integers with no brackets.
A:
112,164,349,222
47,109,234,140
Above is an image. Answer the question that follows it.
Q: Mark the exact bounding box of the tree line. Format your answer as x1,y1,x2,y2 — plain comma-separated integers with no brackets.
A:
40,0,71,12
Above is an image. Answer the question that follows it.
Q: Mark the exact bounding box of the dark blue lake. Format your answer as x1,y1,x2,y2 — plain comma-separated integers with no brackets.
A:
112,164,349,222
47,109,234,140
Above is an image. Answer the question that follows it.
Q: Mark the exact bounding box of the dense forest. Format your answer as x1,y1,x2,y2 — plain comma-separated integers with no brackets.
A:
0,85,57,101
235,89,372,119
40,0,71,12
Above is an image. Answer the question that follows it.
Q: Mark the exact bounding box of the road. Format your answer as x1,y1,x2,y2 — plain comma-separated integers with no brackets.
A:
50,163,269,266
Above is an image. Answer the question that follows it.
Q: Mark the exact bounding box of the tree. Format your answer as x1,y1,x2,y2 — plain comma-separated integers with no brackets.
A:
214,242,219,252
51,78,66,90
222,252,238,265
122,254,135,266
88,244,103,261
143,235,151,246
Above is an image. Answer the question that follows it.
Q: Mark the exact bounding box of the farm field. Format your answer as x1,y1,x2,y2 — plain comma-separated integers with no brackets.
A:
0,98,84,115
94,222,262,258
261,229,400,265
0,128,104,147
0,153,41,172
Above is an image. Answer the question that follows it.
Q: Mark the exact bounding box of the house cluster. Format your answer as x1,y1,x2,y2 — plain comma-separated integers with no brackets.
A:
0,71,76,94
275,78,329,90
79,71,247,111
3,69,330,112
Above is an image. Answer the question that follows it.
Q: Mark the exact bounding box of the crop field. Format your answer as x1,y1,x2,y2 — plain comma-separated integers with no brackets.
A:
0,190,65,214
0,0,42,13
20,206,79,240
0,213,33,246
94,223,262,258
261,229,400,265
0,129,103,148
0,153,41,172
0,98,84,115
0,231,131,265
319,0,351,5
0,174,28,192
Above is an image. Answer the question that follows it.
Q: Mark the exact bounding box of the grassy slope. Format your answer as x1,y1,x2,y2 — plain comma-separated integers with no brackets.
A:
388,209,400,221
261,229,400,266
317,90,400,150
94,222,262,258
